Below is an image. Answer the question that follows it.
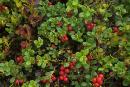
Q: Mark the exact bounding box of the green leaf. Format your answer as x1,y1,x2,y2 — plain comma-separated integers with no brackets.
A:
26,61,31,66
34,37,43,48
76,63,81,68
64,62,69,67
81,82,87,87
98,67,104,71
0,38,3,44
10,77,15,83
45,71,54,76
123,80,129,86
72,0,79,6
85,75,91,79
41,61,47,68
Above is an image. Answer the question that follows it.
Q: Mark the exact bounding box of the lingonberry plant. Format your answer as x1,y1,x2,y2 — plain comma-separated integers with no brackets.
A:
0,0,130,87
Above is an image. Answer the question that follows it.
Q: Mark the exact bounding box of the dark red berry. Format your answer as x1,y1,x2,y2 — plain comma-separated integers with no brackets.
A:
40,80,48,84
57,21,63,27
16,56,24,64
71,61,76,65
59,71,64,76
19,29,27,36
69,62,75,69
60,35,68,42
60,66,65,71
86,22,95,31
69,62,73,66
69,64,74,69
113,26,119,33
20,41,28,49
19,80,24,84
65,68,70,74
87,54,93,61
63,35,68,41
67,24,73,31
51,75,56,81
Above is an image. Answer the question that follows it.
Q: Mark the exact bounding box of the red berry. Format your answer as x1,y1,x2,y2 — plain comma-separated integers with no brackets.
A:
59,76,64,80
67,24,73,31
57,21,63,27
16,56,24,64
113,26,119,33
96,77,103,85
65,68,70,74
60,35,68,42
19,29,27,36
98,80,103,85
63,75,67,78
69,64,74,69
71,61,76,65
98,73,104,79
86,22,95,31
19,80,24,84
63,35,68,41
92,77,97,83
51,75,56,81
40,80,48,84
16,57,21,63
60,66,65,71
59,71,65,76
15,79,19,85
94,83,100,87
69,62,75,69
40,80,45,83
87,54,93,61
20,41,28,49
63,77,68,82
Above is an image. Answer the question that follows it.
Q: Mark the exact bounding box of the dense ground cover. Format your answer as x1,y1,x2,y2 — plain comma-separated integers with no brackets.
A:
0,0,130,87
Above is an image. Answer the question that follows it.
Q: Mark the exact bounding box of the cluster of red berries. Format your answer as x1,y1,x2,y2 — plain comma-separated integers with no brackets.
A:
59,66,69,82
60,34,68,42
15,55,24,64
92,73,104,87
58,61,76,82
15,79,24,85
40,74,56,84
40,61,76,84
